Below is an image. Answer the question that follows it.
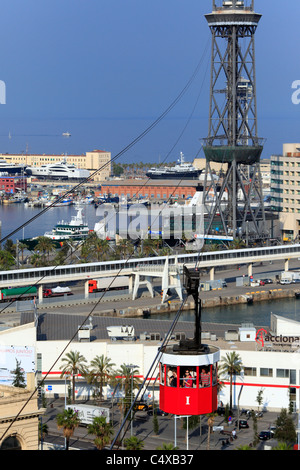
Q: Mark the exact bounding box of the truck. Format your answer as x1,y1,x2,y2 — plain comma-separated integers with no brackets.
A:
280,271,300,283
0,286,73,302
88,276,129,294
106,325,135,341
66,404,110,425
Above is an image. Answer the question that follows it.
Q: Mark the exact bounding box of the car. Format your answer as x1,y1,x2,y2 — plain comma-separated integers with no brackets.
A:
235,419,249,429
217,406,225,416
259,430,274,440
261,278,273,284
280,279,292,285
133,402,149,412
147,408,168,416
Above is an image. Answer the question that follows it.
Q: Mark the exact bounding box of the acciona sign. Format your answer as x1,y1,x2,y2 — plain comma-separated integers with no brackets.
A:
256,328,300,347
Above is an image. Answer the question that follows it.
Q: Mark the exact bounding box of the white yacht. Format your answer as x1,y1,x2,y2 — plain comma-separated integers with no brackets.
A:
0,158,27,175
25,159,90,180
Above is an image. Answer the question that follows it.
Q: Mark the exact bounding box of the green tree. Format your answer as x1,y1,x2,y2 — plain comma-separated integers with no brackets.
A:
56,408,80,450
274,408,297,445
273,442,293,450
11,359,26,388
251,410,259,447
219,352,243,413
156,442,179,450
60,350,88,403
39,420,49,444
111,364,142,438
0,249,15,270
87,354,115,401
153,409,159,435
87,416,114,450
35,236,56,264
123,435,144,450
256,388,264,412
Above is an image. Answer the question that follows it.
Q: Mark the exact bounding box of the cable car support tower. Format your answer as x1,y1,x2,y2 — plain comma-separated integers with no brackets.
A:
203,0,267,241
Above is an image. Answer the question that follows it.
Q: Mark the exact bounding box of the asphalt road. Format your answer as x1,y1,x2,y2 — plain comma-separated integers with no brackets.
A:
41,398,293,451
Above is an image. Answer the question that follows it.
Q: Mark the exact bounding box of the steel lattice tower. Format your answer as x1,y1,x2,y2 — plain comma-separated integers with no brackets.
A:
203,0,267,241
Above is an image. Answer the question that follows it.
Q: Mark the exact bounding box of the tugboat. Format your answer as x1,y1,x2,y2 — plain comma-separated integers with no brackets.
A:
146,152,202,180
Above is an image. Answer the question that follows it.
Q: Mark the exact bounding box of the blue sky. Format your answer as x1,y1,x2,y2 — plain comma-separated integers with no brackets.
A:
0,0,299,164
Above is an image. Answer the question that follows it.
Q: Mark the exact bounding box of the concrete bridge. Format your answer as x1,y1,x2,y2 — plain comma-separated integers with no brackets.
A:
0,244,299,302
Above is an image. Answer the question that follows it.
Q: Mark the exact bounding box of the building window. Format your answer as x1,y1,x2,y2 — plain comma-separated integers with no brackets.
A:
244,367,257,377
276,369,289,378
260,368,273,377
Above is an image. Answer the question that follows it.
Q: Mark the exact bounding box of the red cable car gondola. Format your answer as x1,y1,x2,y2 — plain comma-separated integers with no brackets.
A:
159,266,220,416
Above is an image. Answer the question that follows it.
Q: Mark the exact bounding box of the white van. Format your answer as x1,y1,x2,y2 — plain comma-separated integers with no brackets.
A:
280,279,292,285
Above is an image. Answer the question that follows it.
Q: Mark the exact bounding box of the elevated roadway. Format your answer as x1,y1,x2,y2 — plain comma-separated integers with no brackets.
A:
0,244,299,295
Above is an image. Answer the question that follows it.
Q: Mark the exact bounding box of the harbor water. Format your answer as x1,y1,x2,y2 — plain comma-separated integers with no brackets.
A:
1,203,300,328
153,297,300,328
0,203,100,242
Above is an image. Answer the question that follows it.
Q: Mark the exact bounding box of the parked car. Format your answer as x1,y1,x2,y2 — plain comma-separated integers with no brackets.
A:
147,407,168,416
235,419,249,429
133,402,149,412
259,430,274,440
217,406,225,416
261,278,273,284
280,279,292,285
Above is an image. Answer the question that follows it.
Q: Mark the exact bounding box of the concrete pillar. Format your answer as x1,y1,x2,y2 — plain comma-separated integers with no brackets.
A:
284,259,289,272
84,280,90,299
128,275,133,294
209,267,215,281
248,263,253,277
38,285,43,303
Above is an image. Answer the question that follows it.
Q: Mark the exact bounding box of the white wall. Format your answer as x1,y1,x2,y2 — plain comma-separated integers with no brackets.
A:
0,322,298,411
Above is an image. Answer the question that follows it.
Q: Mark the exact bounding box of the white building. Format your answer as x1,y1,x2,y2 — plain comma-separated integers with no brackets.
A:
1,312,300,412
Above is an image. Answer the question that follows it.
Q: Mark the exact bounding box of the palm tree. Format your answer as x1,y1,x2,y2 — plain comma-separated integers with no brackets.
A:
123,435,144,450
56,407,80,450
206,412,217,450
156,443,179,450
87,416,114,450
219,351,243,413
111,364,142,439
87,354,116,401
60,350,88,403
273,442,293,450
35,236,55,264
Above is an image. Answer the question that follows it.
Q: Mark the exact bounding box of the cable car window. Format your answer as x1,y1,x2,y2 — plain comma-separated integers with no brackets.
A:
180,367,196,388
166,366,178,387
199,366,210,388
